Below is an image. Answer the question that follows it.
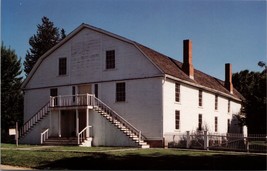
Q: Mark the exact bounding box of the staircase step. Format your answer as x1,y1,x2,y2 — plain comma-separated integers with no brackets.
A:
140,145,150,149
93,103,149,149
43,137,78,146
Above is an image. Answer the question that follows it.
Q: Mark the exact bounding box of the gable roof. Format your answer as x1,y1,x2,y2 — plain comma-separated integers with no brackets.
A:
22,23,244,101
136,43,244,101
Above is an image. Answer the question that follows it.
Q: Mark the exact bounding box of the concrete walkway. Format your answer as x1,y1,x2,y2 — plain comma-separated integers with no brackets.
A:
1,165,33,170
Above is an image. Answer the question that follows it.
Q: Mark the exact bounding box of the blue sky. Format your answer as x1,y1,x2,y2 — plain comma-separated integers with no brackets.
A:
2,0,266,80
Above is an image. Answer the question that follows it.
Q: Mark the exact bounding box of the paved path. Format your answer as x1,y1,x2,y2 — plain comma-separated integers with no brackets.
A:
1,165,33,170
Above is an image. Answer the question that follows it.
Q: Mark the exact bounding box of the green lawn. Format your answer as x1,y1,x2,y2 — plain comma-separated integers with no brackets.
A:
1,144,266,170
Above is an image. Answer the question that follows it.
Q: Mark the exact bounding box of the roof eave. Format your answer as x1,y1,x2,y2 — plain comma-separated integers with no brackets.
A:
165,74,243,103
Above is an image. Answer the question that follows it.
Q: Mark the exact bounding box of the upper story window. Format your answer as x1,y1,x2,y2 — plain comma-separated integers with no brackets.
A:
116,82,125,102
175,83,180,102
215,95,218,110
59,58,67,75
106,50,115,69
198,90,203,107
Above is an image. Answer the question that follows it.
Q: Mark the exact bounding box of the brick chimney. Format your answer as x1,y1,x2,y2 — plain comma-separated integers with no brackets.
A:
225,63,233,94
182,39,194,79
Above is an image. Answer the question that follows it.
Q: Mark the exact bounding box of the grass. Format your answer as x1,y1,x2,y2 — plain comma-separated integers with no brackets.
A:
1,144,266,170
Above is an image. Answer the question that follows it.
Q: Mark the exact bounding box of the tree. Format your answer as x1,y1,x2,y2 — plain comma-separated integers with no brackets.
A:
232,63,266,134
23,16,66,75
1,43,24,142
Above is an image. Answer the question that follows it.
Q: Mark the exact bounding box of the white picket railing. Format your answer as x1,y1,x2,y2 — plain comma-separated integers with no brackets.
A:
166,131,267,153
40,128,49,144
78,125,92,145
49,94,146,143
19,102,50,138
50,94,95,107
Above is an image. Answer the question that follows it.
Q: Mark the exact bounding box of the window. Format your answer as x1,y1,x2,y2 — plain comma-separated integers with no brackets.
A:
59,58,67,75
175,83,180,102
72,86,76,102
215,117,218,132
116,82,125,102
94,84,98,98
227,119,230,133
228,100,230,113
215,95,218,110
50,88,58,106
106,50,115,69
175,110,180,130
198,114,202,131
198,90,203,107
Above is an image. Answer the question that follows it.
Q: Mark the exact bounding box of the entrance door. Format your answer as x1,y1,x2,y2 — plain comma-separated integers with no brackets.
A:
78,84,91,94
61,110,76,137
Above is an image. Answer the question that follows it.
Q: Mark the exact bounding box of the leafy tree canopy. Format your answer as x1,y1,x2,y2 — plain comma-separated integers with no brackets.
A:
23,16,66,75
1,43,23,142
232,63,266,134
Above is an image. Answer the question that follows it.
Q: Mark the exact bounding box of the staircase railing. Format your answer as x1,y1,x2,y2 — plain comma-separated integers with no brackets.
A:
48,93,146,142
40,128,49,144
93,97,146,141
19,102,50,138
78,125,92,145
50,94,95,107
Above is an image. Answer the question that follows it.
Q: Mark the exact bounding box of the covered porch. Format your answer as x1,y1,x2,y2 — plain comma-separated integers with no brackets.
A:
46,94,95,146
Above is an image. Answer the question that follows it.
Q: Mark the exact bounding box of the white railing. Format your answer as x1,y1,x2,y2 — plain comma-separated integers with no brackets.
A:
50,94,146,143
40,128,49,144
94,97,145,142
78,125,92,145
166,131,267,153
50,94,95,107
19,102,50,138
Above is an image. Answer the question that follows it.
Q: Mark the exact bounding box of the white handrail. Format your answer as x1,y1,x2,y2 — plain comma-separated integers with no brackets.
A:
50,94,95,107
78,125,92,145
19,102,50,138
94,97,146,141
40,128,49,144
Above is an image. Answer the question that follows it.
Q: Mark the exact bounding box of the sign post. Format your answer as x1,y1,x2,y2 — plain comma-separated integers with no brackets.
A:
9,122,19,147
16,122,18,147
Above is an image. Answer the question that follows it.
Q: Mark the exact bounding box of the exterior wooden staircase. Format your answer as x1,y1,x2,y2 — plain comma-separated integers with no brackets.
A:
93,97,150,148
19,94,149,148
19,102,50,139
43,137,78,146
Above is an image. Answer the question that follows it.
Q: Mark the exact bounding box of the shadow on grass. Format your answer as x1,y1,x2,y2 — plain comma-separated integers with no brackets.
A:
36,152,266,170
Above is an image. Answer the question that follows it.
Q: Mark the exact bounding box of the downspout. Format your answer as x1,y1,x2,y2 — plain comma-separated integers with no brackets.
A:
161,74,166,147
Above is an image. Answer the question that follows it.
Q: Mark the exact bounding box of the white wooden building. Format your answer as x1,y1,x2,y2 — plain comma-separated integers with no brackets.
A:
20,24,244,148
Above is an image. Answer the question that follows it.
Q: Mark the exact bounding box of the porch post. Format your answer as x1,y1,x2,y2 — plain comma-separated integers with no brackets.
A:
58,110,61,137
86,108,89,138
76,109,79,136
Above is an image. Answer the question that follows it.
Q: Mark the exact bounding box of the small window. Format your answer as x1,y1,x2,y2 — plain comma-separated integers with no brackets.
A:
116,82,125,102
106,50,115,69
59,58,67,75
228,100,230,113
227,119,230,133
175,110,180,130
175,83,180,102
198,90,203,107
50,88,58,106
198,114,202,131
215,117,218,132
94,84,98,98
215,95,218,110
72,86,76,102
